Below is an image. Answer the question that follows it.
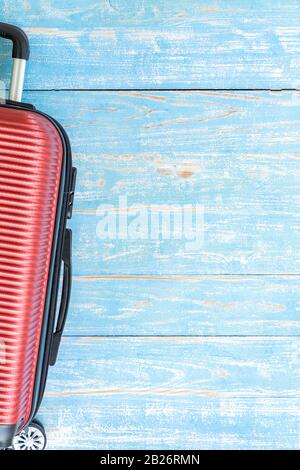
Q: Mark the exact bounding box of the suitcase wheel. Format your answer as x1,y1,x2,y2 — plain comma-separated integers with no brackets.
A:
11,419,47,450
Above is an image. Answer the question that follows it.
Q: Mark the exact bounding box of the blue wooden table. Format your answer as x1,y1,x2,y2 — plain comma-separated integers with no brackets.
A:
1,0,300,449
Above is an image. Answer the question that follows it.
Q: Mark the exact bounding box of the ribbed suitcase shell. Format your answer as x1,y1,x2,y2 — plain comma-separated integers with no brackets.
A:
0,107,63,429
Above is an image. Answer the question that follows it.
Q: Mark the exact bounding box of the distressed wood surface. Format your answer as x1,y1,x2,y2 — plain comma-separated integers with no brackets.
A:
1,0,300,89
2,0,300,450
38,337,300,449
67,275,300,336
46,337,300,397
24,90,300,213
22,90,300,274
41,396,300,450
71,210,300,275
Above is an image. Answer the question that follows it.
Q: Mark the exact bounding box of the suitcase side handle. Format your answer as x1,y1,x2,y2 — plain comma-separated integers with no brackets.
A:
49,229,72,366
0,23,29,102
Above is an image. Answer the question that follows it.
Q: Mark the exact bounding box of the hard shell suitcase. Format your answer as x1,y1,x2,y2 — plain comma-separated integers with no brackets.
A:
0,23,76,450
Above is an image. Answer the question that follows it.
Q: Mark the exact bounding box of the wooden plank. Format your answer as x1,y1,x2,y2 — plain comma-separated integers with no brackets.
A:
38,336,300,449
22,90,300,274
29,90,300,213
70,209,300,274
1,1,300,89
47,337,300,397
40,396,300,449
66,275,300,336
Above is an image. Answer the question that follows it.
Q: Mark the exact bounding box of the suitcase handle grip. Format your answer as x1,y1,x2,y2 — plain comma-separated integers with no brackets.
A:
0,23,29,102
0,23,29,60
49,229,72,366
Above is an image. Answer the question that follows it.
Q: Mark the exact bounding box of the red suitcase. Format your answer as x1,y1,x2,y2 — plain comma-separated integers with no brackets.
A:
0,23,76,450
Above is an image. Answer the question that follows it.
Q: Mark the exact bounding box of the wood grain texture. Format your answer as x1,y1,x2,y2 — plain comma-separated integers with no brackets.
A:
1,0,300,89
40,397,300,449
1,1,299,450
66,275,300,336
37,337,300,449
45,337,300,398
22,90,300,274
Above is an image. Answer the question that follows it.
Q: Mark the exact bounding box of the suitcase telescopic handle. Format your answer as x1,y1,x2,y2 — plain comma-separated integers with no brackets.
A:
49,229,72,366
0,23,29,102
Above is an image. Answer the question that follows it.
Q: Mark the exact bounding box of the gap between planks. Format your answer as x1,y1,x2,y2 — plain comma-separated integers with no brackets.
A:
44,390,300,399
21,88,300,92
52,89,300,337
74,274,300,280
62,335,300,338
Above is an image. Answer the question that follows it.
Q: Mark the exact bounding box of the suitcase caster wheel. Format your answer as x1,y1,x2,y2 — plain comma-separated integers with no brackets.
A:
12,419,47,450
